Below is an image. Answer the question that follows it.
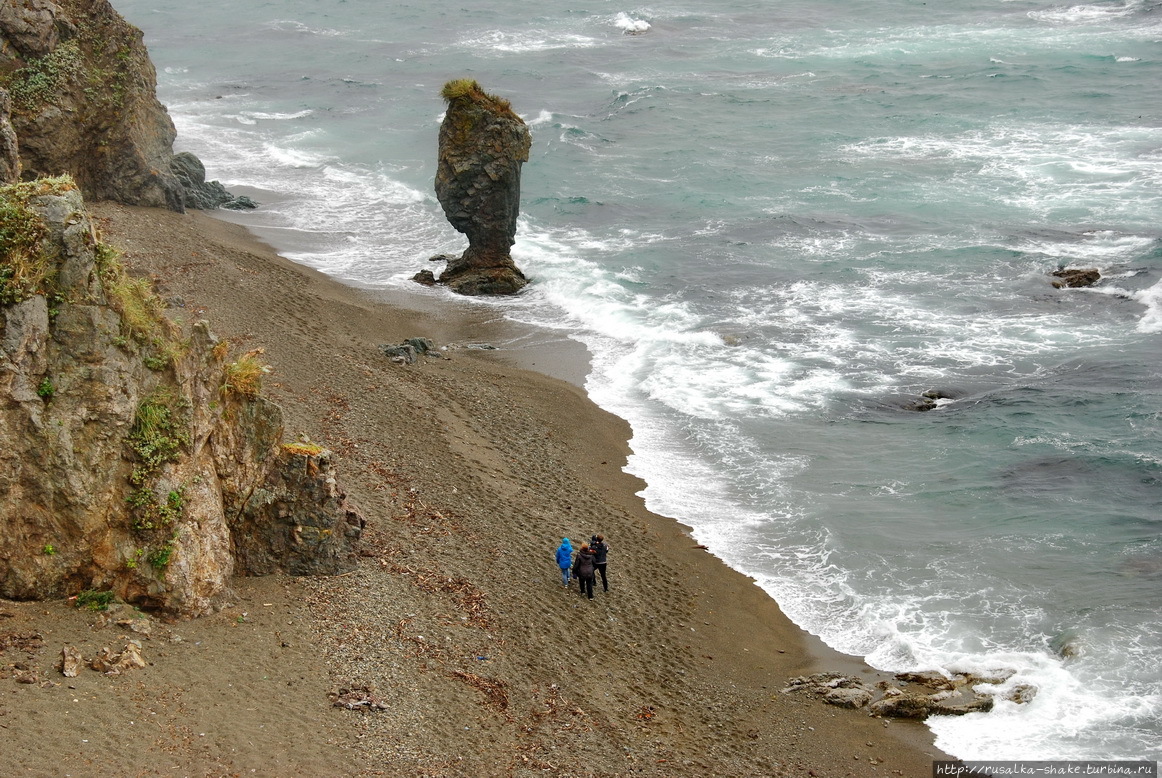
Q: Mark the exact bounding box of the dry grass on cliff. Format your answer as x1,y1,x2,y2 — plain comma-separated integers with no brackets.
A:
0,176,77,304
221,348,269,399
440,77,514,113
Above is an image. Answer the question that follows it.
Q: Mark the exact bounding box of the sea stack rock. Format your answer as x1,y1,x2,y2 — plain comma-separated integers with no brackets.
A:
427,79,531,295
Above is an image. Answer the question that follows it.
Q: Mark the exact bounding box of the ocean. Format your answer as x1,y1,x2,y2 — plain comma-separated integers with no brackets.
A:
115,0,1161,761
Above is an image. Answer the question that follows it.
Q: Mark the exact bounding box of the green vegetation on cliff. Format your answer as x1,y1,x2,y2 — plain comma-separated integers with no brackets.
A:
440,78,515,115
126,389,190,531
2,41,83,111
1,13,144,115
0,176,78,304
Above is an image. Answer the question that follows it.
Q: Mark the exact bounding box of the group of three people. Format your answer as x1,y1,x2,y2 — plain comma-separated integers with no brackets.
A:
554,535,609,599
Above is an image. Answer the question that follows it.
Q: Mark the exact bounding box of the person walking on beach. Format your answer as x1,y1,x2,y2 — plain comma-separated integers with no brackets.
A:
590,534,610,592
555,538,574,587
573,543,597,600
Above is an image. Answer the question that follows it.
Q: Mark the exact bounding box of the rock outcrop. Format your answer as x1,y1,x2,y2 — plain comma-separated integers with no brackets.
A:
1051,267,1100,288
0,0,184,210
0,87,18,183
425,79,531,296
0,178,363,617
169,151,257,211
782,669,1035,720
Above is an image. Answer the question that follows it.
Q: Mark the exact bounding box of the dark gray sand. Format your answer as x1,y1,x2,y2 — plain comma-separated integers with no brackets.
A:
0,202,952,776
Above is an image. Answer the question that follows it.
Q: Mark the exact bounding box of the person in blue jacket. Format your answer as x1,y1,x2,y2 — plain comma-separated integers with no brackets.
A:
554,538,574,586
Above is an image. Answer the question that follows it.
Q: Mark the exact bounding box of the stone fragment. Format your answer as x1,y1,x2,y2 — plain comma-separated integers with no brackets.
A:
59,645,83,677
824,686,874,709
89,641,146,675
169,151,237,210
330,685,389,711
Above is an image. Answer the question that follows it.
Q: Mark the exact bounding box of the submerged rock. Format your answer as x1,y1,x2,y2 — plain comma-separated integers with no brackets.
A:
1051,268,1100,288
428,79,531,296
784,669,1008,719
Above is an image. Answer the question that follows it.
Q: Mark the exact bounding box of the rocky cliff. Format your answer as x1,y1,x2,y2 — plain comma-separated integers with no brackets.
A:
0,0,183,210
0,87,18,183
0,177,363,617
425,79,531,296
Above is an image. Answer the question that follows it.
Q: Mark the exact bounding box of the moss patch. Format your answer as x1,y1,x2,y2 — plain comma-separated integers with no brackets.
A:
96,242,184,369
125,389,190,531
282,441,324,457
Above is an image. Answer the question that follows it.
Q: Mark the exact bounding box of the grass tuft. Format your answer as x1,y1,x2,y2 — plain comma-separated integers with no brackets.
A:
221,349,269,399
0,176,78,305
440,78,512,113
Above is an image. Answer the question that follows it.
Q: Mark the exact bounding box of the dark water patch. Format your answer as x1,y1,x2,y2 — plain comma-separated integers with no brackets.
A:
996,454,1162,515
1119,554,1162,580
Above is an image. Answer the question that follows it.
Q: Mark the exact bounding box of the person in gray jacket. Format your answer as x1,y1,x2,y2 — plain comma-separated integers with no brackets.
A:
590,534,610,592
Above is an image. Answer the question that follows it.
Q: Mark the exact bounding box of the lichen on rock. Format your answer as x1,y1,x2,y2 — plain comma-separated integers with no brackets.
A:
0,87,19,184
425,79,531,296
0,178,363,617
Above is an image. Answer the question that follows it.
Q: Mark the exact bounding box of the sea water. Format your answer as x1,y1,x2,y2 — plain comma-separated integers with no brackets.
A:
115,0,1161,760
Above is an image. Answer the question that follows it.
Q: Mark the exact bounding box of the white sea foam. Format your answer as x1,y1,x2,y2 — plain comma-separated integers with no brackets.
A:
457,29,599,55
841,123,1162,223
1028,3,1140,24
244,109,314,121
1131,278,1162,334
265,19,346,36
613,12,651,34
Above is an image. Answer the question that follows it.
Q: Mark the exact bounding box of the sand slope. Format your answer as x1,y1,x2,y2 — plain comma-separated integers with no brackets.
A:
0,202,950,776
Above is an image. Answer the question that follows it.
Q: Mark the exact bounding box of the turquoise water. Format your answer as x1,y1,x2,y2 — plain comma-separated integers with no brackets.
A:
116,0,1162,760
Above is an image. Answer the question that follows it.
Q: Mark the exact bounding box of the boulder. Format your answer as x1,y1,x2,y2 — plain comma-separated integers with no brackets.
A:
429,79,531,295
785,668,1005,720
824,686,874,709
169,151,236,210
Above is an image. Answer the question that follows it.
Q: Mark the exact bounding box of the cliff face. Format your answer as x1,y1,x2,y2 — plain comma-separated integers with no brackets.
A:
0,0,183,210
0,178,363,616
0,87,17,182
430,79,531,295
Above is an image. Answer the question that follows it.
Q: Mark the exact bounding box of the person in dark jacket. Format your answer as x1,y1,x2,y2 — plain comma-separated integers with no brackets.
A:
572,543,597,600
590,534,610,592
554,538,574,587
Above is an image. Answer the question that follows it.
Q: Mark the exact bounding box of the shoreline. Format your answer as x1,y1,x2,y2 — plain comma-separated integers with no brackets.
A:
202,206,887,681
209,184,595,389
1,198,951,775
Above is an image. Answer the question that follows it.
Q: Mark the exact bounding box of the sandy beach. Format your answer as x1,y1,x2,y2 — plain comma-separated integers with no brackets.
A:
0,201,951,776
